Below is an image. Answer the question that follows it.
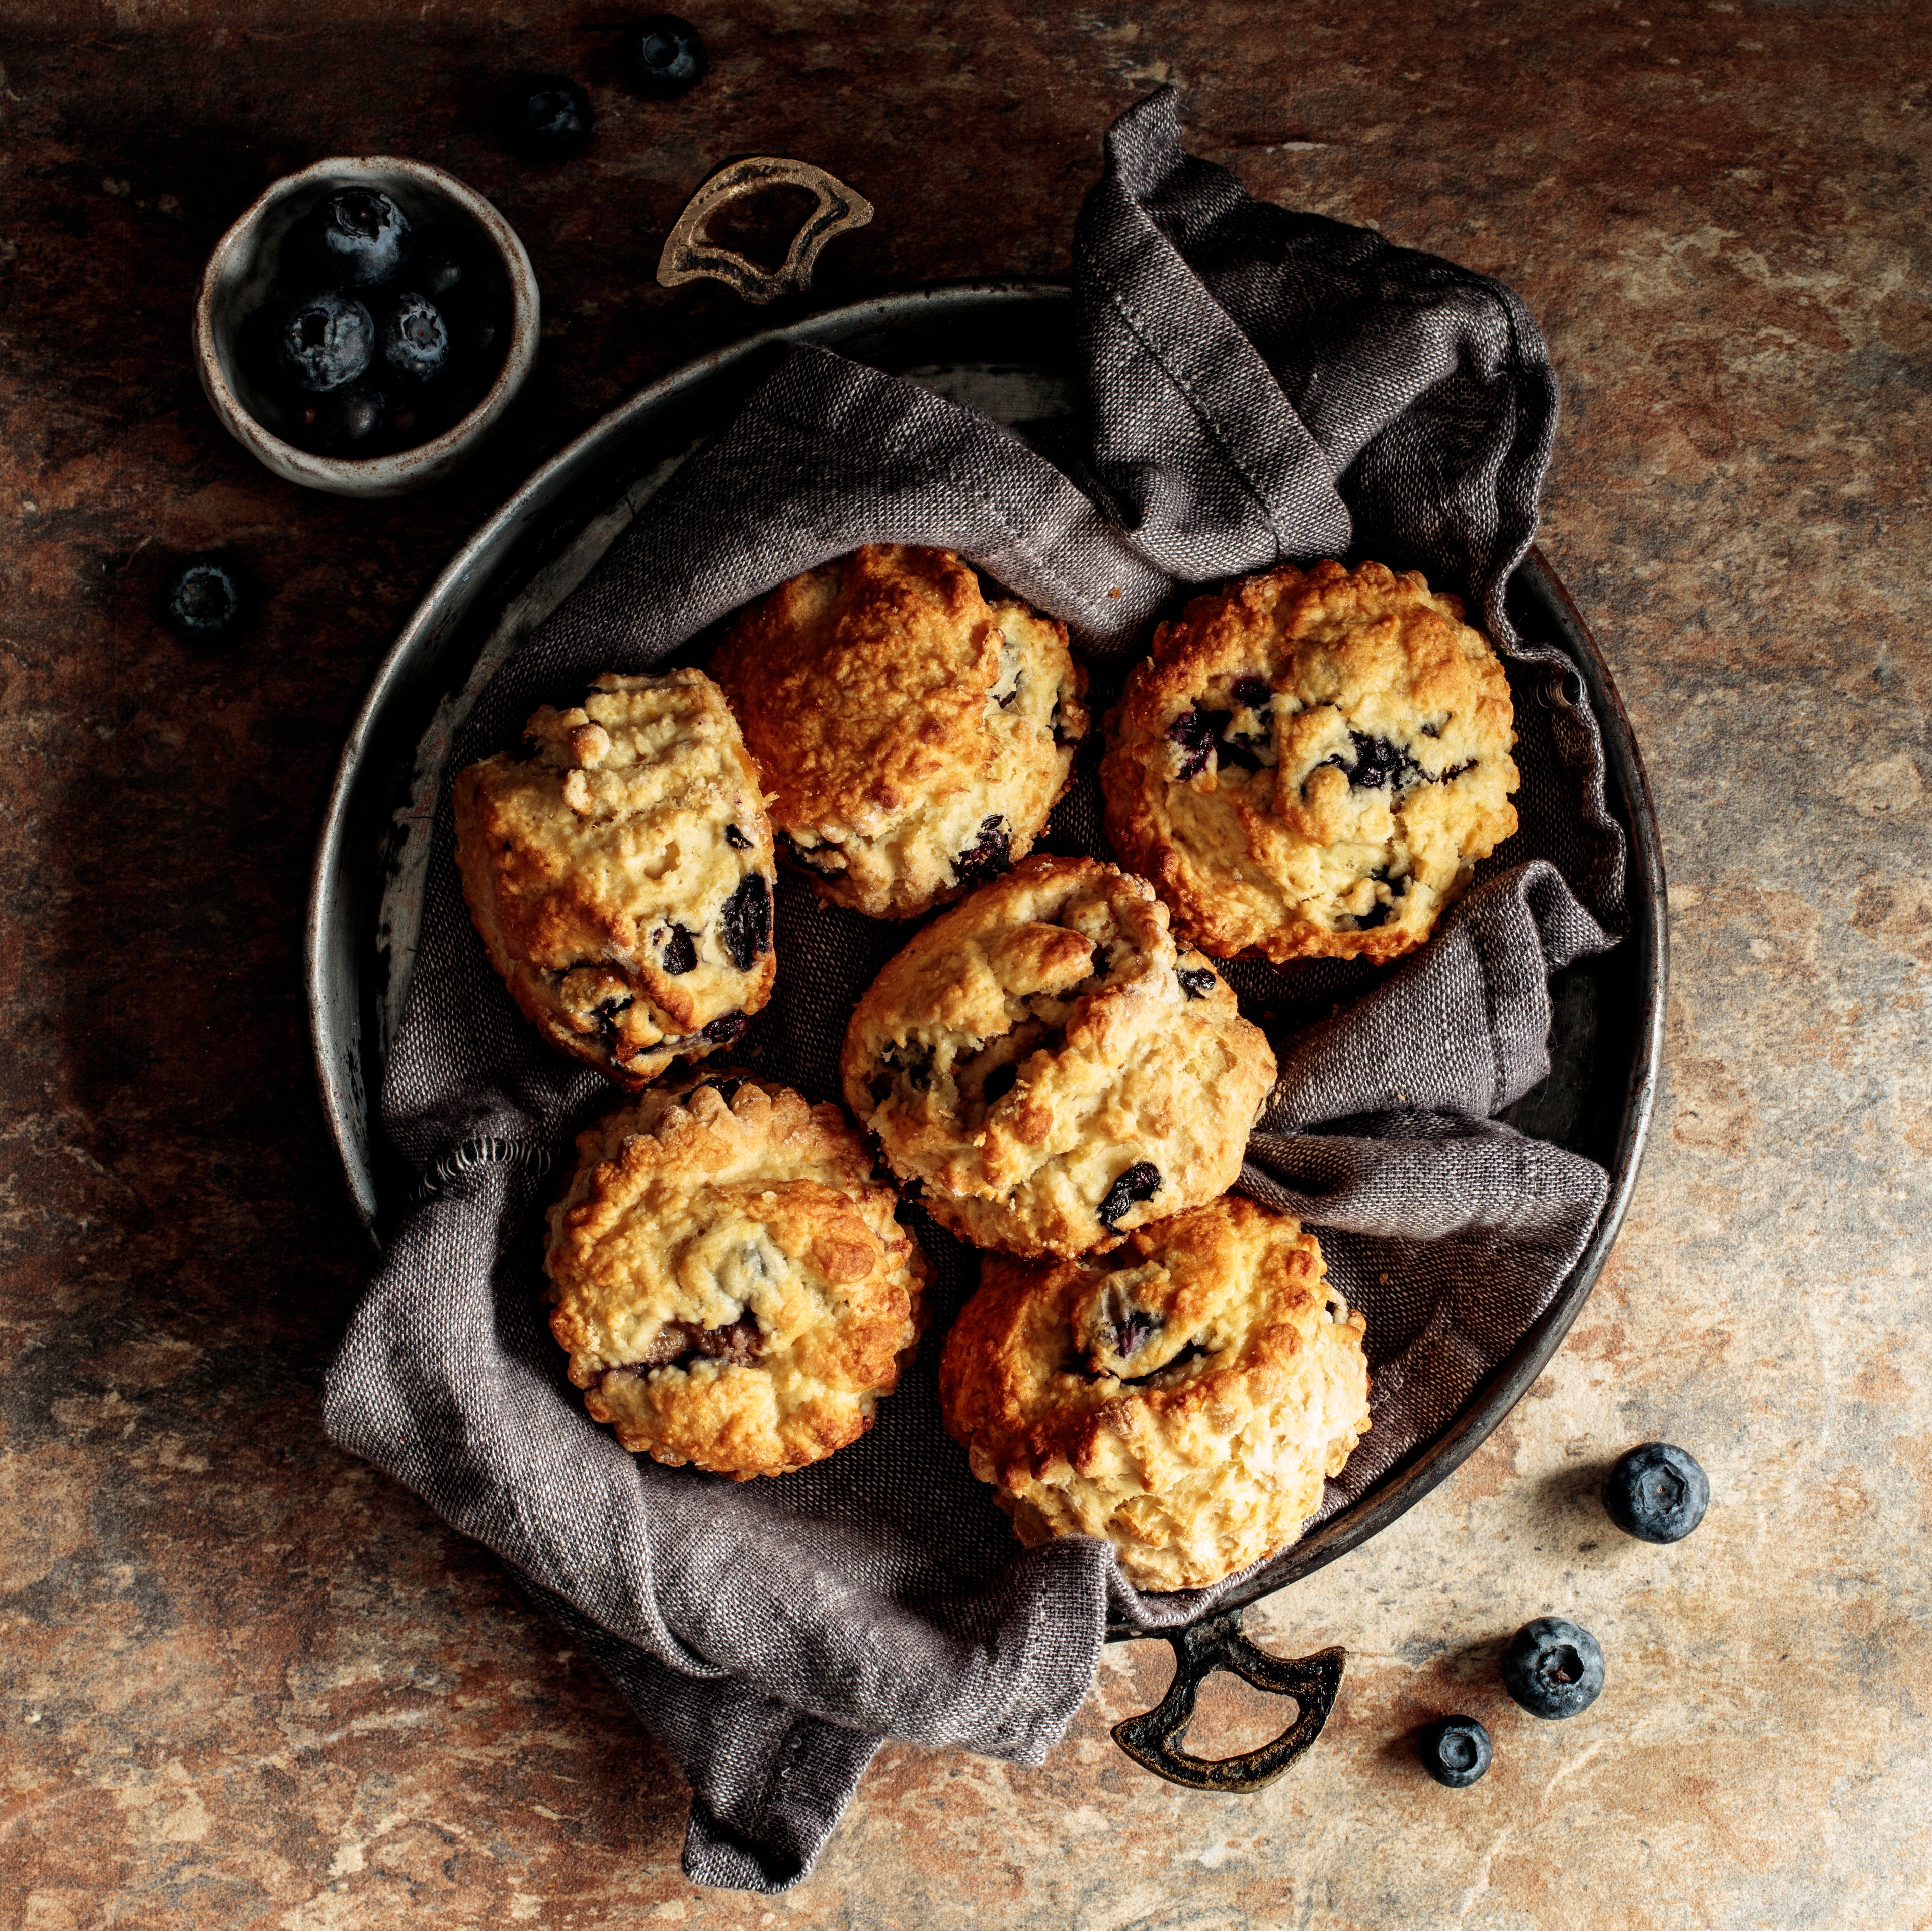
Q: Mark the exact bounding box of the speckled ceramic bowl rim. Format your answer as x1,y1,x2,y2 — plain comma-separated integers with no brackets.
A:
194,154,540,497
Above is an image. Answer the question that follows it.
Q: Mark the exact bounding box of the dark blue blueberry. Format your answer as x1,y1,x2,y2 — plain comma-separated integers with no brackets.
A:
982,1063,1019,1106
1176,965,1218,1000
1419,1716,1492,1788
1603,1442,1709,1544
1097,1161,1162,1230
162,557,252,646
624,14,709,97
277,290,374,393
509,75,594,158
1231,673,1270,710
953,815,1011,886
305,189,412,288
1108,1307,1161,1360
381,292,450,384
1167,704,1224,780
1329,730,1422,791
660,924,697,975
718,873,772,970
405,224,479,305
292,382,389,457
723,822,752,850
701,1011,747,1045
1502,1617,1604,1720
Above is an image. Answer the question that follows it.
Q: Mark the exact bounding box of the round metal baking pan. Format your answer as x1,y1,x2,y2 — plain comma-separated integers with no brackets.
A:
305,279,1666,1782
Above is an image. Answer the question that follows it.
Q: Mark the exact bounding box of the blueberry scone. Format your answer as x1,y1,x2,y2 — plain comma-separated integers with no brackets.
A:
453,669,777,1086
939,1196,1370,1591
545,1071,928,1479
1101,560,1519,964
711,544,1089,920
841,855,1276,1258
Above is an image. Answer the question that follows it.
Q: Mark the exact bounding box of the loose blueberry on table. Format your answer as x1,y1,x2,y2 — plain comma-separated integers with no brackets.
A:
241,188,511,461
1603,1441,1709,1544
624,14,708,97
162,557,253,646
508,75,595,158
1419,1715,1492,1788
1501,1616,1605,1720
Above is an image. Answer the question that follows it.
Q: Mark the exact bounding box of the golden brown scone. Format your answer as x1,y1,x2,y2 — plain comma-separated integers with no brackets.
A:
544,1071,928,1480
939,1196,1370,1592
841,855,1276,1258
711,544,1089,920
1101,559,1520,963
454,669,777,1087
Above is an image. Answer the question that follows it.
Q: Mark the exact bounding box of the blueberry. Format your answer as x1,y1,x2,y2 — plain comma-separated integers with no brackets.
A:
1231,673,1270,710
1419,1715,1492,1788
291,383,389,457
1603,1442,1709,1544
1330,730,1422,791
624,14,708,97
717,873,772,971
1097,1160,1162,1230
405,224,479,305
380,292,449,384
162,557,252,646
277,290,374,393
702,1011,747,1045
1167,704,1223,780
304,189,412,288
660,923,697,975
953,815,1011,886
1501,1617,1604,1720
509,75,594,158
723,823,752,850
1176,965,1218,1000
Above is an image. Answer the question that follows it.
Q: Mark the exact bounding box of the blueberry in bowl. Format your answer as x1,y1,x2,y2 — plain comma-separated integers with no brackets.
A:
195,157,539,498
1418,1715,1492,1788
1603,1441,1709,1544
1501,1616,1604,1720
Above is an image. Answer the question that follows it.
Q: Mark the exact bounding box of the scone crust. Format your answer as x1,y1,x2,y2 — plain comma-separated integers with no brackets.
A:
712,545,1090,920
840,855,1276,1258
939,1196,1371,1592
1101,559,1520,963
544,1072,929,1479
453,669,778,1086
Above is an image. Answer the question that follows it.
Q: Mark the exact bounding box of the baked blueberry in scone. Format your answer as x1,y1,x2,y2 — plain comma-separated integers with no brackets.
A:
711,544,1089,920
453,668,777,1086
1101,559,1519,963
939,1195,1371,1592
840,855,1276,1258
545,1072,928,1479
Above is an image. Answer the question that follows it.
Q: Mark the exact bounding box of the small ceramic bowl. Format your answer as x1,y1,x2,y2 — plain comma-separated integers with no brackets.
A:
195,156,540,498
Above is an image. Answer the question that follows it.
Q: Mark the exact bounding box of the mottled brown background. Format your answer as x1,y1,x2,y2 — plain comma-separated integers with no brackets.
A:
2,2,1928,1925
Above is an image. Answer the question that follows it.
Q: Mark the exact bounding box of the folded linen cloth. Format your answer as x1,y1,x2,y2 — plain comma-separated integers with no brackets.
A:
324,86,1630,1892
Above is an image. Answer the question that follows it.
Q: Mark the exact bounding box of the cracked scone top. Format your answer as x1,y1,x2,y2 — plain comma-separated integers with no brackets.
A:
453,669,777,1086
1101,559,1520,963
939,1196,1371,1592
544,1072,929,1479
710,544,1089,920
840,855,1276,1258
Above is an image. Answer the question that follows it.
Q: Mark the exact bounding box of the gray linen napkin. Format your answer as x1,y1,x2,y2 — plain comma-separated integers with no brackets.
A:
324,86,1630,1891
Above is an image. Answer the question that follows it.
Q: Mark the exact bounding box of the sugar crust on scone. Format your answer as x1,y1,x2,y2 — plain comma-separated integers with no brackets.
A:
840,855,1276,1258
1101,559,1520,964
544,1072,928,1480
453,669,778,1087
711,545,1089,920
938,1196,1371,1592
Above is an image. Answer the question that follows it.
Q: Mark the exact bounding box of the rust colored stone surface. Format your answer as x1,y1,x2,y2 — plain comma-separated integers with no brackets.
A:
3,3,1929,1924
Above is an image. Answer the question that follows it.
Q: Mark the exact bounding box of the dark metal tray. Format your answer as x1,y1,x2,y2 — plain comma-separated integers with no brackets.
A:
305,280,1666,1791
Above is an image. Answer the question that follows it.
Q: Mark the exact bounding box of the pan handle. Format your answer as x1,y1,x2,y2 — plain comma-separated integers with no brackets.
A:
1110,1606,1345,1792
656,157,874,305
